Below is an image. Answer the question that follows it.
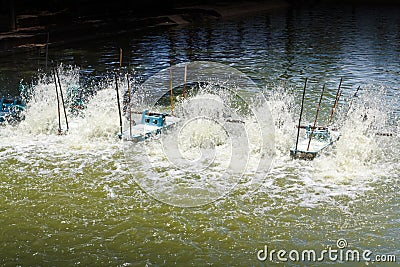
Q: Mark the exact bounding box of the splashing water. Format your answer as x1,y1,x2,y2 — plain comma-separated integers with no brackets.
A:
124,81,274,207
1,66,398,205
0,65,399,265
259,83,399,209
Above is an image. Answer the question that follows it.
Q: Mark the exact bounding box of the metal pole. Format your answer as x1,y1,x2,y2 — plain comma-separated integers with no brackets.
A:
115,73,123,139
328,77,342,126
119,48,123,68
295,78,307,153
52,65,62,134
115,48,124,139
127,73,132,138
346,85,360,117
307,83,326,151
55,65,69,131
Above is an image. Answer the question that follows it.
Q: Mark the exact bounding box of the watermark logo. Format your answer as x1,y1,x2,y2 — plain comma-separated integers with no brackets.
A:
257,239,397,263
123,61,275,207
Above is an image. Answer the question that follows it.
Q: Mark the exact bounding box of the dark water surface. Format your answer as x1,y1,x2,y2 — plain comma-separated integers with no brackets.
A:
1,4,400,96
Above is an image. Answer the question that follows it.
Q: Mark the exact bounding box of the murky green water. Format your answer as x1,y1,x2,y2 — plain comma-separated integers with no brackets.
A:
0,3,399,266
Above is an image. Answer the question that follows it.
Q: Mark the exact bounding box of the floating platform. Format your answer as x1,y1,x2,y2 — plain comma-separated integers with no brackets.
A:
118,110,180,142
0,97,25,125
290,125,340,160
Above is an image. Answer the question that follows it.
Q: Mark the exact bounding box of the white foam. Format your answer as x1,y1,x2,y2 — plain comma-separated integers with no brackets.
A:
1,66,398,208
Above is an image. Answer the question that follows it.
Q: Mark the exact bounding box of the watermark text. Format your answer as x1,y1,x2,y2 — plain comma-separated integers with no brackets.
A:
257,239,396,263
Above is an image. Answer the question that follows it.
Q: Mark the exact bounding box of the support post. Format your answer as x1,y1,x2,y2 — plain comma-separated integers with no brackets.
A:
115,73,123,139
295,78,307,153
307,83,326,151
55,65,69,131
328,78,342,126
52,65,62,134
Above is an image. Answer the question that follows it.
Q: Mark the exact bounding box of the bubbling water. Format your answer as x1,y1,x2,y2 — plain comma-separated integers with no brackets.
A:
127,82,272,207
4,65,126,142
1,65,398,209
260,83,399,208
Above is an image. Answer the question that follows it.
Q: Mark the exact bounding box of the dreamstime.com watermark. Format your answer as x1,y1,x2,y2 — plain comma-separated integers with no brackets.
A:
257,239,397,264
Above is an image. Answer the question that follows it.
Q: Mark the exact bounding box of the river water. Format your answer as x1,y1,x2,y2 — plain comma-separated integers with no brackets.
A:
0,3,399,266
